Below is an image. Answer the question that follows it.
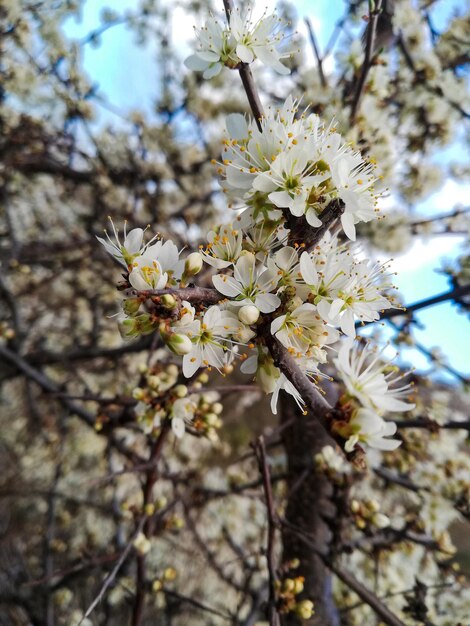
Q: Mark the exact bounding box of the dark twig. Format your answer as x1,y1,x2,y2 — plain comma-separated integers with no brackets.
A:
394,417,470,431
305,17,326,87
281,522,407,626
287,199,344,249
132,424,170,626
357,284,470,328
330,562,406,626
162,587,233,621
222,0,265,129
137,286,221,306
350,0,383,123
387,320,470,385
253,437,280,626
374,467,426,493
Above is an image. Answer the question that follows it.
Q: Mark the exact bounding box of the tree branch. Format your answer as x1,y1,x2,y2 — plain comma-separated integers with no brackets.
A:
357,283,470,328
137,286,221,306
350,0,383,123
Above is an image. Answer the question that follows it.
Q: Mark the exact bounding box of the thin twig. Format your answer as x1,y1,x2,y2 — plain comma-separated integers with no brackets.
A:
222,0,265,128
305,17,326,87
357,283,470,328
78,516,147,625
162,587,234,621
132,424,170,626
350,0,383,123
282,522,407,626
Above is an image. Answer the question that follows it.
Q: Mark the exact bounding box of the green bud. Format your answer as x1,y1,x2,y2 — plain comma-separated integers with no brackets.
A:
132,387,145,401
166,333,193,355
121,314,155,337
122,297,141,316
184,252,203,277
161,294,177,309
211,402,223,415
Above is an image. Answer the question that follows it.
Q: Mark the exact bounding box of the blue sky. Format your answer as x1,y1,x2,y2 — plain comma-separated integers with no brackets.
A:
62,0,469,381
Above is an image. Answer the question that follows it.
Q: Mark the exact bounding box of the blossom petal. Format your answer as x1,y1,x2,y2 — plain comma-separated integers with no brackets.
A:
226,113,249,140
212,274,241,297
184,54,210,71
236,43,254,63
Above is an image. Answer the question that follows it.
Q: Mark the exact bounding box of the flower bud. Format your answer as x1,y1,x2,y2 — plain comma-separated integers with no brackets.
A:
148,375,161,389
295,599,314,619
174,384,188,398
238,305,260,325
350,500,360,513
155,496,168,509
164,567,177,581
166,333,193,355
372,513,390,529
121,314,155,337
205,412,219,426
133,532,151,556
293,577,304,595
257,357,279,394
122,297,141,316
161,294,177,309
184,252,203,277
132,387,145,401
212,402,223,415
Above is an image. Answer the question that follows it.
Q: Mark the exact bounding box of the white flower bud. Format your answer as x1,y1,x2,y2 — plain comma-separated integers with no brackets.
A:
167,364,179,377
238,305,260,325
372,513,390,529
205,412,219,426
211,402,223,415
166,333,193,355
133,532,151,555
184,252,203,277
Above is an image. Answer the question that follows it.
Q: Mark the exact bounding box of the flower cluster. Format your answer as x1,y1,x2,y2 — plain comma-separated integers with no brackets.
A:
218,97,381,240
333,339,415,452
98,96,414,454
184,6,291,79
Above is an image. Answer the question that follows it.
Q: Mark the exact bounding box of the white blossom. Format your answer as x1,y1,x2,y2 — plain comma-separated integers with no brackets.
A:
184,7,291,80
212,253,280,313
270,302,339,359
200,223,243,269
97,218,158,267
176,306,243,377
335,338,415,414
344,408,401,452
